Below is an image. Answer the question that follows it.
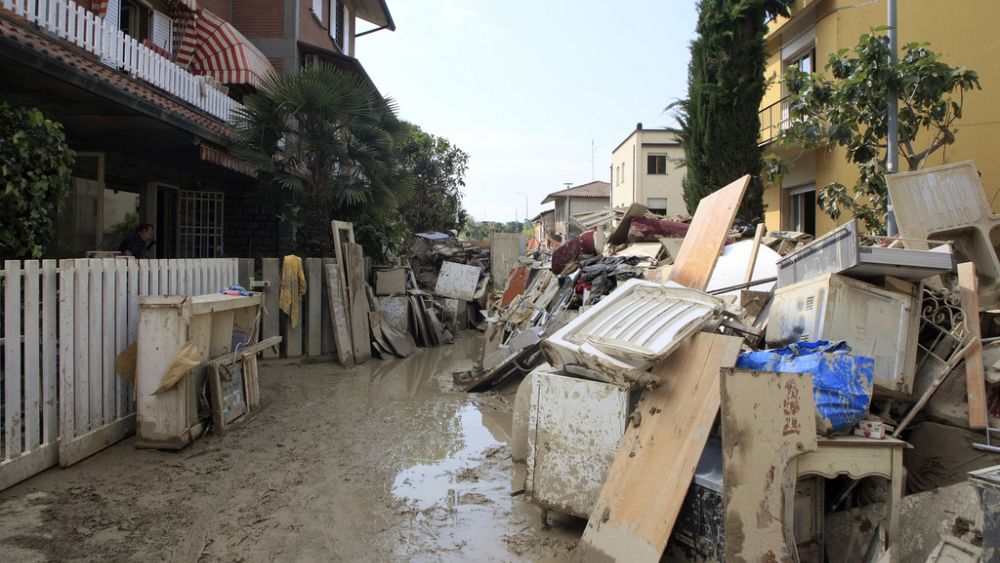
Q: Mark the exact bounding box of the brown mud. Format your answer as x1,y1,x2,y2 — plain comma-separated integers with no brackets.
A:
0,333,580,562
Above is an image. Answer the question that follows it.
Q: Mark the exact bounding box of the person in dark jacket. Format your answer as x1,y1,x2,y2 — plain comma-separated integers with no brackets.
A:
118,223,154,258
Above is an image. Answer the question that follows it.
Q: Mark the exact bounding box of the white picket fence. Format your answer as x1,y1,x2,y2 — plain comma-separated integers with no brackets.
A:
1,257,237,490
1,0,240,121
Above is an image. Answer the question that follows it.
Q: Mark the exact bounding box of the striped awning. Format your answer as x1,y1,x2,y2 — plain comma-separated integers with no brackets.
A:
175,8,273,86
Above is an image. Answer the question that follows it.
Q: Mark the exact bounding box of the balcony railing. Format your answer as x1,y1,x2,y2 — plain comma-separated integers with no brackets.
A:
758,95,790,146
2,0,241,122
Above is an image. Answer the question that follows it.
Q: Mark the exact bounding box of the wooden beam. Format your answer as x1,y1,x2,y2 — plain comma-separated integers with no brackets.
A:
667,175,750,290
958,262,988,430
578,333,743,562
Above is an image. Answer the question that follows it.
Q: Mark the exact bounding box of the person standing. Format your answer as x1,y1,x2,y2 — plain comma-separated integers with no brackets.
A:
118,223,154,258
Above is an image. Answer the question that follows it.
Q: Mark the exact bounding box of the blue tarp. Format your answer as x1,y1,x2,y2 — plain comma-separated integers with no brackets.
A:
736,341,875,433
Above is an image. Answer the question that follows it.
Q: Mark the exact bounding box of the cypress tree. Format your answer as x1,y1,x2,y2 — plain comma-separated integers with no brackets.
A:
675,0,789,223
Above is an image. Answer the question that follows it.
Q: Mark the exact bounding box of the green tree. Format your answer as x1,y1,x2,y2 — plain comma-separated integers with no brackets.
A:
772,29,980,233
232,64,412,257
0,103,75,259
399,123,469,234
671,0,790,223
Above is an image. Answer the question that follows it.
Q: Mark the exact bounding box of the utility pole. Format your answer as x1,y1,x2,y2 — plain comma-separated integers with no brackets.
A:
515,192,529,224
886,0,899,236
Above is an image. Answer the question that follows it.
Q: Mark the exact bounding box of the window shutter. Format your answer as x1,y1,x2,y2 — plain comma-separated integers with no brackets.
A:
341,4,350,55
311,0,322,18
335,1,344,49
152,10,173,53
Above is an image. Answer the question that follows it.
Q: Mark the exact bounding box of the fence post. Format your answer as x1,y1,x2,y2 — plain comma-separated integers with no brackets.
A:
261,258,280,358
305,258,322,357
4,260,24,458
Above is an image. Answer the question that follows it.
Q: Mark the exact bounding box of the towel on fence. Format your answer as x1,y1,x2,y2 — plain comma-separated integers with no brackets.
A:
279,255,307,328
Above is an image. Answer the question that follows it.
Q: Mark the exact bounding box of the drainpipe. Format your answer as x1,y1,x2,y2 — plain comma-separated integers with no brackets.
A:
885,0,899,236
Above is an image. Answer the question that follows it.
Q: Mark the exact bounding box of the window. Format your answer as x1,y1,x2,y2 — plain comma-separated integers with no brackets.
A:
615,165,620,185
647,198,668,215
120,0,150,39
179,191,224,258
312,0,322,19
787,48,815,75
647,154,667,175
787,185,816,236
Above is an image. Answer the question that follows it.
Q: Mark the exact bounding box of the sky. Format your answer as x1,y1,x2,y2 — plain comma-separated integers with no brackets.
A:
356,0,699,222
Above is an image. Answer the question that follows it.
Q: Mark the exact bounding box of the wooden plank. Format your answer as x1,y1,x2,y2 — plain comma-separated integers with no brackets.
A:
0,442,58,492
345,244,371,363
88,259,104,428
41,260,58,445
59,414,135,467
330,221,355,326
102,259,116,425
23,261,41,451
167,258,178,294
324,263,354,367
4,260,23,458
320,258,335,356
177,258,188,294
261,258,280,358
237,258,253,293
157,258,168,295
73,258,90,435
720,369,817,562
148,258,159,296
578,333,742,562
667,174,750,290
138,258,150,296
742,223,765,284
958,262,988,430
115,260,128,419
58,260,76,443
305,258,322,356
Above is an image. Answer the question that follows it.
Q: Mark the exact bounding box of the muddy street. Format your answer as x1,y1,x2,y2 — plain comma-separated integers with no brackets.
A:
0,334,579,562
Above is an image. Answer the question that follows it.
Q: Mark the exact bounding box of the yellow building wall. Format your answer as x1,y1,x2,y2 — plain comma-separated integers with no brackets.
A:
763,0,1000,235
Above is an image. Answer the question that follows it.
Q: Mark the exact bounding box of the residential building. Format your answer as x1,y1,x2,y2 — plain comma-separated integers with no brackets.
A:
530,209,555,243
0,0,392,258
610,123,685,215
759,0,1000,237
540,181,611,239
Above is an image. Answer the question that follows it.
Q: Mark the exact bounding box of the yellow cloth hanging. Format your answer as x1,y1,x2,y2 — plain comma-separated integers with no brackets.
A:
278,255,307,328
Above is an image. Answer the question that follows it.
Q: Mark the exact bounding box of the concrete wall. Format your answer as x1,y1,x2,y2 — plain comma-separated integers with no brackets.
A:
611,134,638,208
761,0,1000,235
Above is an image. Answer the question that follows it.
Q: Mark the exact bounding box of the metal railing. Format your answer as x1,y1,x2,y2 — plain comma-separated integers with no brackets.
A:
2,0,241,121
759,95,790,145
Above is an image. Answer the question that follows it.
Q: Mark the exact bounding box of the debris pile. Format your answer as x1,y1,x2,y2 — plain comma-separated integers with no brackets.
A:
462,162,1000,561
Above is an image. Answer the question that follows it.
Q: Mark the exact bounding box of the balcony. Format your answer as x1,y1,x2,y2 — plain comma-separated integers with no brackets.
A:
1,0,241,121
758,95,790,146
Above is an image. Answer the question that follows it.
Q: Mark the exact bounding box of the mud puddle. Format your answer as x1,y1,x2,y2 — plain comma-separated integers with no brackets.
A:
365,332,580,561
0,332,578,562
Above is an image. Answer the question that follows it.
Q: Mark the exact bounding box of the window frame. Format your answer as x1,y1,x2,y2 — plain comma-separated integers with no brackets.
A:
647,154,668,175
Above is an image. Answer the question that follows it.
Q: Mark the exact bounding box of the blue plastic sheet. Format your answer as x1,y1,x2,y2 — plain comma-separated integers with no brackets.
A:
736,341,875,434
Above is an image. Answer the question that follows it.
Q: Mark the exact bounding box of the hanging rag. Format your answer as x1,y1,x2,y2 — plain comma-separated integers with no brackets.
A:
279,255,307,328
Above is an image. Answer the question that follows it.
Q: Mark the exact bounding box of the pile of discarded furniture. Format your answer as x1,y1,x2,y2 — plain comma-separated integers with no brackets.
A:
469,162,1000,561
127,290,282,447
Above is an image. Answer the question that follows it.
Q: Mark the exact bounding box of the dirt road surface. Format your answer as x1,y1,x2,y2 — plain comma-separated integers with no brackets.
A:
0,334,580,561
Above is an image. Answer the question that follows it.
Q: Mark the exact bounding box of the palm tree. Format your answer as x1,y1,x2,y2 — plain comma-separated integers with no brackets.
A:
232,64,412,256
